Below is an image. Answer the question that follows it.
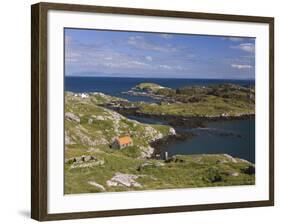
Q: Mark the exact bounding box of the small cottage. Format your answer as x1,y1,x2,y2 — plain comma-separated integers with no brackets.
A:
112,136,133,149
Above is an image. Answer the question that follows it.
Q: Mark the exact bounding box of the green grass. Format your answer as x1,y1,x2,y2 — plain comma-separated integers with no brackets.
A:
64,153,255,194
64,90,255,194
64,92,172,159
118,146,142,158
137,95,254,117
128,83,255,117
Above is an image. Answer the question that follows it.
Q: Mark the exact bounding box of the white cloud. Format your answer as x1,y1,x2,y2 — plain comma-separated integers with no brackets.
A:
65,52,81,63
231,43,255,53
127,35,177,52
158,64,187,71
175,65,185,71
222,37,244,42
159,65,172,69
65,34,194,76
145,56,153,61
130,60,148,66
231,64,253,69
159,34,173,39
65,38,190,74
102,60,148,69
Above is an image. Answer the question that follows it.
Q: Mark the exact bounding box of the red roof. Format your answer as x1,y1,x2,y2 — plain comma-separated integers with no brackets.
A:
117,136,132,145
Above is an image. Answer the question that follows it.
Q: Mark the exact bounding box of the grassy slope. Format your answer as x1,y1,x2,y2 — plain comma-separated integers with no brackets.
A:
64,91,254,194
65,153,254,194
133,83,255,117
65,92,172,158
137,95,254,116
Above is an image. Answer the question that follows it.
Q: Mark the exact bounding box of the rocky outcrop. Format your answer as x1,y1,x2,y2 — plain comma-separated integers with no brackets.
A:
65,155,105,169
228,171,239,177
137,161,164,171
144,126,163,141
65,112,80,123
65,131,74,145
169,127,176,135
106,172,142,188
70,160,104,169
88,181,106,191
138,145,154,159
75,128,109,147
223,154,238,163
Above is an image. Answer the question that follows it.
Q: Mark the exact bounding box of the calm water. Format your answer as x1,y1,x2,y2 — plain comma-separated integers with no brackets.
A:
127,115,255,163
168,119,255,163
65,76,255,163
65,76,254,102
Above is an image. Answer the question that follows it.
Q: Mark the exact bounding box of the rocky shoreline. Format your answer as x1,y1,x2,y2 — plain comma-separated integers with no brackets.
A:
106,105,255,128
148,125,247,160
103,82,255,129
65,88,255,193
107,105,254,160
104,103,255,161
103,105,253,161
133,110,255,123
122,90,176,103
150,132,195,159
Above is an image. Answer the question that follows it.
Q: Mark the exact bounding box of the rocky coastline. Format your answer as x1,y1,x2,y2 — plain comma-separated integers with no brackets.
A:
104,104,254,162
150,132,195,158
64,82,256,193
106,105,255,128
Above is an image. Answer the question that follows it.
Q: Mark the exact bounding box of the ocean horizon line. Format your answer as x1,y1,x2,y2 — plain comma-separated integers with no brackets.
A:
65,75,255,81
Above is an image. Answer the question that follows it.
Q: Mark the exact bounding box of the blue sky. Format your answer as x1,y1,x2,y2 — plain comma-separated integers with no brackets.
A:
65,28,255,80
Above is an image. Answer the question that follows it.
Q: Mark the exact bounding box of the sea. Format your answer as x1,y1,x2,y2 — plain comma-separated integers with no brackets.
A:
65,76,255,163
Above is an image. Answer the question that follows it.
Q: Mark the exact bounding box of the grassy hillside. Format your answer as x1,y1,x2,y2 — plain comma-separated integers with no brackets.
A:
65,92,174,159
64,91,255,194
130,83,255,117
65,152,255,194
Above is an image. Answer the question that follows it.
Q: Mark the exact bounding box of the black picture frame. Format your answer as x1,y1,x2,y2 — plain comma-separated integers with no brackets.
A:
31,2,274,221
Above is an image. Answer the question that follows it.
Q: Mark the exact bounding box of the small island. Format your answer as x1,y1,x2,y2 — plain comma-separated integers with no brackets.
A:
122,82,255,117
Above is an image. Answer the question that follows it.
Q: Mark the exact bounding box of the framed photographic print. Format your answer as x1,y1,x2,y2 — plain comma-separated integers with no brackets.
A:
31,2,274,221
